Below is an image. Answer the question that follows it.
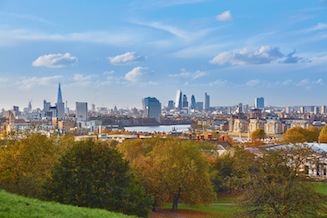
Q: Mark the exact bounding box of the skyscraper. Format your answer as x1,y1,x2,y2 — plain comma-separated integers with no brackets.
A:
190,95,196,109
175,90,182,110
143,97,161,123
76,102,88,121
56,83,65,120
204,92,210,111
182,94,188,108
254,97,264,109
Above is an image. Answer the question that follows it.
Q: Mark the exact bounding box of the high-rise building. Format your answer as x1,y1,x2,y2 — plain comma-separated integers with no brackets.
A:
175,90,182,110
196,102,203,111
167,100,174,110
142,97,161,123
321,105,326,114
56,83,65,120
43,100,51,112
13,106,20,116
182,94,188,108
190,95,196,109
28,101,32,113
76,102,88,121
204,92,210,111
299,106,305,114
254,97,264,109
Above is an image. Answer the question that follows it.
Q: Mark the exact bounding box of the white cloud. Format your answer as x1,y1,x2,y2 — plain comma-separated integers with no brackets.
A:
108,52,145,65
309,22,327,32
32,53,77,68
209,46,309,65
73,74,98,86
246,79,260,87
125,67,147,82
17,75,62,89
209,79,228,87
216,10,232,21
169,70,207,80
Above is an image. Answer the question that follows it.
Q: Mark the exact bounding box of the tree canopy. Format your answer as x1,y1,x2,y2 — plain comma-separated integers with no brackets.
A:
118,138,215,211
44,139,152,217
282,126,319,144
250,129,266,141
319,124,327,143
238,146,327,217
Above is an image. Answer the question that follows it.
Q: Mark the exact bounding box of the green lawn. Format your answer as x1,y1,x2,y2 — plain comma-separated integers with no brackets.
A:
314,181,327,195
0,190,135,218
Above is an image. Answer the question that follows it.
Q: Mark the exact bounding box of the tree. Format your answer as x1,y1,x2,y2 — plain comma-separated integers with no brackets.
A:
250,129,266,141
319,124,327,143
238,146,327,217
282,126,319,144
0,133,65,198
118,138,215,212
44,139,152,217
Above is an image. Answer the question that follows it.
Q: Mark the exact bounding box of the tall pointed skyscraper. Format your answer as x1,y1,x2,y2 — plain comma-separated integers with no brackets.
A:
57,83,63,103
56,83,65,120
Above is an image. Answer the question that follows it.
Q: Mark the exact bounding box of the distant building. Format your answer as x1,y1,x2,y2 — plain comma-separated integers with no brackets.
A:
196,102,203,111
167,100,174,110
190,95,196,109
204,92,210,111
182,94,188,108
299,106,305,114
254,97,264,109
56,83,65,120
175,90,182,110
142,97,161,123
76,102,88,121
322,105,326,114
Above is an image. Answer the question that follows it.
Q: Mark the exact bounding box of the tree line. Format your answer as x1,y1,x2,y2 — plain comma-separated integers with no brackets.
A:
0,130,326,217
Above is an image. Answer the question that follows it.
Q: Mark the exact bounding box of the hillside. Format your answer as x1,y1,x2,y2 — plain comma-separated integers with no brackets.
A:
0,190,135,218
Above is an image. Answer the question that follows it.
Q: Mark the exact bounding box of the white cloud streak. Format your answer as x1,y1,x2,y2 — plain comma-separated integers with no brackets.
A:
108,52,145,65
16,75,63,89
32,53,78,68
169,70,207,80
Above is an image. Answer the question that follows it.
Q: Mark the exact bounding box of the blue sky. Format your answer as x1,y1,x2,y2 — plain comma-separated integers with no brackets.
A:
0,0,326,110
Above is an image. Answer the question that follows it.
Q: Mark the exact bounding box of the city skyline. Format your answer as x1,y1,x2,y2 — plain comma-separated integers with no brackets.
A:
0,1,327,109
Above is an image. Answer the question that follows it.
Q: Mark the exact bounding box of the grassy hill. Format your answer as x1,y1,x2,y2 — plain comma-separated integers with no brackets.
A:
0,190,135,218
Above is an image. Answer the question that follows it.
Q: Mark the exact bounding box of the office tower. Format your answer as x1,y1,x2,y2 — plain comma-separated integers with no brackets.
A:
28,101,32,113
43,100,51,112
204,92,210,111
322,105,326,114
143,97,161,123
285,106,290,114
255,97,264,109
313,106,319,115
237,103,243,113
182,94,188,108
13,106,20,116
175,90,182,110
56,83,65,120
190,95,196,109
76,102,88,121
299,106,304,114
167,100,174,110
196,102,203,111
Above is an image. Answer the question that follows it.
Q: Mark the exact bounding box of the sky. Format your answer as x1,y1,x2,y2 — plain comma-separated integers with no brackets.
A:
0,0,326,110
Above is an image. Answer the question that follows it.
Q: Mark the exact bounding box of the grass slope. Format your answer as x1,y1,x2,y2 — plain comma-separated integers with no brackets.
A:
0,190,135,218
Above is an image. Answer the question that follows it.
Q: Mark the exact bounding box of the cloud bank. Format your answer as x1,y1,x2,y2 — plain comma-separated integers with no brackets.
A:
125,67,147,82
32,53,77,68
210,46,309,65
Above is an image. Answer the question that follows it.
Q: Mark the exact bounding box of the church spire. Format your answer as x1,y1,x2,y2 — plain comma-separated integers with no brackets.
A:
57,83,63,103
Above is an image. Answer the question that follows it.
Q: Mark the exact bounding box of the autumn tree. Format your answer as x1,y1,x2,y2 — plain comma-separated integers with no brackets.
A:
319,124,327,143
118,138,215,212
282,126,319,144
238,145,327,217
44,139,152,217
250,129,266,141
0,133,67,198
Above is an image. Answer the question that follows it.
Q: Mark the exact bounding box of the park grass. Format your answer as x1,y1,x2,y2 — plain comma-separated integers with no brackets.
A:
0,190,134,218
314,181,327,195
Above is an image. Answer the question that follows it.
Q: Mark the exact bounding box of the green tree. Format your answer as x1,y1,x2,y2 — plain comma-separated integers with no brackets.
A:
238,146,327,217
0,133,65,198
44,139,152,217
118,138,215,212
